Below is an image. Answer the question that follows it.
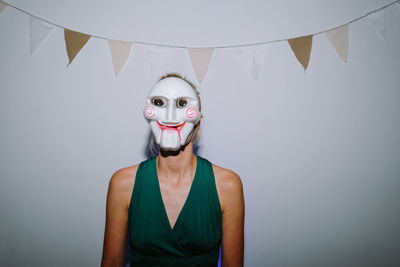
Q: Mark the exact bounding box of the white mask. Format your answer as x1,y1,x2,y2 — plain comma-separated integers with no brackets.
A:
143,77,201,151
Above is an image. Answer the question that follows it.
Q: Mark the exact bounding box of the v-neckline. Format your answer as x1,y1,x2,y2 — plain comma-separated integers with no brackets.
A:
154,156,199,232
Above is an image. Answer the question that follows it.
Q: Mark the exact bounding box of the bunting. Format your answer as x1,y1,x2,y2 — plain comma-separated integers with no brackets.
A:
187,48,213,84
0,1,7,12
1,1,399,78
235,44,269,80
368,9,387,38
107,39,133,75
288,35,313,71
325,24,349,62
146,45,175,81
64,29,91,66
29,16,54,54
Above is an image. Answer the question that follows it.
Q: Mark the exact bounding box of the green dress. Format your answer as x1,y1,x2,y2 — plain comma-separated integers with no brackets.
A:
127,156,222,267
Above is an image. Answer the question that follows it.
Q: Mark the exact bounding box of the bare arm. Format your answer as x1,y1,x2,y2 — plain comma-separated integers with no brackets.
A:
214,167,245,267
101,167,136,267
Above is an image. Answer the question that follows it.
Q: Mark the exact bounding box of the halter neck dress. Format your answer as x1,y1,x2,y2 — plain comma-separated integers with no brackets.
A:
127,156,222,267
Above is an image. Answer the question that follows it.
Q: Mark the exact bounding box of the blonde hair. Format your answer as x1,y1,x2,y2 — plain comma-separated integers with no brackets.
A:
148,73,202,154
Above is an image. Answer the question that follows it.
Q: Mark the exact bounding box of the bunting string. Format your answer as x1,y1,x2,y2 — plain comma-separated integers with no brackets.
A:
0,0,399,81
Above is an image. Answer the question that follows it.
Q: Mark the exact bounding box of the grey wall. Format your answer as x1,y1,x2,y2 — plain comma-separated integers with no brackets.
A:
1,3,400,267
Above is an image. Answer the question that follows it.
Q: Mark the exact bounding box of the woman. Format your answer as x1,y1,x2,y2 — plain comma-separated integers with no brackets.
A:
101,73,244,267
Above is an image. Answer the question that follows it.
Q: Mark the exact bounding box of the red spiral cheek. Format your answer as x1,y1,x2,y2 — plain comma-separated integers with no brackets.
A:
186,107,199,119
144,106,156,119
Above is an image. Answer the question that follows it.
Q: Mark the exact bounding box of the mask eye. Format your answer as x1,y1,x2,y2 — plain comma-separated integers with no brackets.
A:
152,97,165,107
176,98,187,108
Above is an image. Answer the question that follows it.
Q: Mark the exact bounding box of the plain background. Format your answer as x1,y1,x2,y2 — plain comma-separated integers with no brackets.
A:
1,1,400,267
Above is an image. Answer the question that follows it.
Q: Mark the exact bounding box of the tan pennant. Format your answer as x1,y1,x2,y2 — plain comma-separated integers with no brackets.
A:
107,39,133,75
188,48,213,84
0,1,8,12
288,35,313,71
325,24,349,62
64,29,91,66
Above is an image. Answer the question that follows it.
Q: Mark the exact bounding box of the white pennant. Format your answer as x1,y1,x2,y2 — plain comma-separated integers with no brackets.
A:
187,48,213,84
367,9,387,38
0,1,7,12
107,39,133,75
235,44,269,80
325,24,349,62
29,15,54,54
146,45,175,82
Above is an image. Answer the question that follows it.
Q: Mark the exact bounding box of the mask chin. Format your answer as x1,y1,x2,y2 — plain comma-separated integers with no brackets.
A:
159,130,181,151
150,121,195,151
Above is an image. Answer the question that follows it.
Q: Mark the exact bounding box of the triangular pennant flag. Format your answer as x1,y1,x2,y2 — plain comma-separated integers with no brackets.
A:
235,44,269,80
287,35,313,71
325,24,349,62
64,29,91,66
29,15,54,54
146,45,175,81
368,9,386,38
187,48,213,84
0,1,7,12
107,39,133,75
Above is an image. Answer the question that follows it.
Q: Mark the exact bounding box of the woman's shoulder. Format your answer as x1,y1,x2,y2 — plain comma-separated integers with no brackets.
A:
211,163,243,212
110,164,139,186
212,163,242,191
107,164,140,207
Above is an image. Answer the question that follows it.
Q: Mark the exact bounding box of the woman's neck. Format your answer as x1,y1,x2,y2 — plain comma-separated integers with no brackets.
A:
157,142,197,182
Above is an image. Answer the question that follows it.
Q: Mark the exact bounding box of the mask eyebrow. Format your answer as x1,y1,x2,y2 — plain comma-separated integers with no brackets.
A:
150,95,168,99
172,96,197,101
150,95,197,101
